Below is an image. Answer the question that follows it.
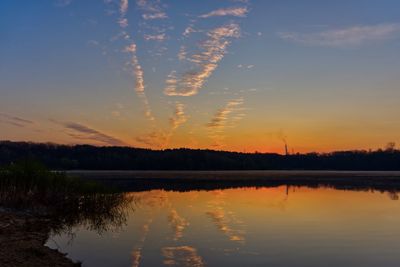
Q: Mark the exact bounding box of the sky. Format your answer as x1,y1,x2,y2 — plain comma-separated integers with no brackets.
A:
1,0,400,153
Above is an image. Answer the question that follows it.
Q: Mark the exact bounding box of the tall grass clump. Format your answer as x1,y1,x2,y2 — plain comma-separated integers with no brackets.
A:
0,159,133,233
0,159,109,207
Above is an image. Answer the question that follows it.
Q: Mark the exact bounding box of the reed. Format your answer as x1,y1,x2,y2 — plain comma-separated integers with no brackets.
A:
0,159,133,234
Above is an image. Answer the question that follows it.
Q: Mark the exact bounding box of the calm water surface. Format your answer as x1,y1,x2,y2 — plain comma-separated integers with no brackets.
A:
47,186,400,266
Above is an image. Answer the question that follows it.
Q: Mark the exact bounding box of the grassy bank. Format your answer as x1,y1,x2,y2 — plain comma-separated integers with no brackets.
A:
0,159,112,209
0,160,133,266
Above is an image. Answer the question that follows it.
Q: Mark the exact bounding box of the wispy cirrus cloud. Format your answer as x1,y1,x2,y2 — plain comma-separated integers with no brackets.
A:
279,23,400,47
165,70,178,93
107,0,154,122
124,44,154,121
118,0,129,28
142,12,167,20
110,103,126,119
120,0,129,15
124,45,144,92
137,0,170,58
164,23,241,96
177,46,187,61
0,113,35,128
101,0,249,149
161,102,188,147
199,6,248,18
62,122,127,146
144,33,167,41
207,98,244,129
170,102,188,130
237,64,254,69
137,0,168,20
135,102,187,148
207,98,245,148
182,26,197,38
118,18,129,28
135,130,168,148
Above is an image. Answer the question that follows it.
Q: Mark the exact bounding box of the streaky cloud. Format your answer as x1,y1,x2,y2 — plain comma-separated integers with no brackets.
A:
164,23,241,96
207,98,244,129
124,43,155,121
118,18,128,28
118,0,129,27
142,12,167,20
143,102,188,146
144,33,167,41
163,101,188,148
165,70,178,93
237,64,254,69
62,122,127,146
199,6,248,18
169,102,188,130
177,46,187,61
137,0,168,20
206,98,244,148
114,0,154,122
279,23,400,47
137,0,170,57
135,130,168,148
0,113,34,128
182,26,196,37
120,0,128,15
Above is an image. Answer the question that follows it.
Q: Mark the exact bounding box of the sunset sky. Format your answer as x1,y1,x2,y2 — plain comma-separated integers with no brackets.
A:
1,0,400,153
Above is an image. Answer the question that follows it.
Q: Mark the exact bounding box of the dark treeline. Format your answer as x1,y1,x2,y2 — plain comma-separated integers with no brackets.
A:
0,141,399,170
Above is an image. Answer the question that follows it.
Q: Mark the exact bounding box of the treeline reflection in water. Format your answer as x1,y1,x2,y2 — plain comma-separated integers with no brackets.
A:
45,179,400,267
96,177,400,200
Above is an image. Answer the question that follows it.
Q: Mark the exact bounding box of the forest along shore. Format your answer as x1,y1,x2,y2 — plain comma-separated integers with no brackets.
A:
2,141,400,171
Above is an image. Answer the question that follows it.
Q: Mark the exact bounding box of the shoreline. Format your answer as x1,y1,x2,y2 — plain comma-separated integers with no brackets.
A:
66,170,400,192
66,170,400,179
0,210,80,267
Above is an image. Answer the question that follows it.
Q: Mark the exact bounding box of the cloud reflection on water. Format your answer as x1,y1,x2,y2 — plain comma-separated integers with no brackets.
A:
168,209,189,241
206,190,246,243
162,246,205,267
131,218,153,267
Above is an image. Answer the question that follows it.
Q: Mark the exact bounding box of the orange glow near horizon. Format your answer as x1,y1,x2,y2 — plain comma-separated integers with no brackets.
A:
1,1,399,153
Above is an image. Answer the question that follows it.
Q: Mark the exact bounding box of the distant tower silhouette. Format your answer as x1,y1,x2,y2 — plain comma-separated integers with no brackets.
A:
284,143,288,156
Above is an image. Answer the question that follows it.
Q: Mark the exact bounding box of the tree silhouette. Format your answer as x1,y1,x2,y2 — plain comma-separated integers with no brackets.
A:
0,140,399,170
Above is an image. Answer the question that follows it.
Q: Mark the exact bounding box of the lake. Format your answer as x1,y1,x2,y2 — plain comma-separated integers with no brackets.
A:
47,183,400,267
